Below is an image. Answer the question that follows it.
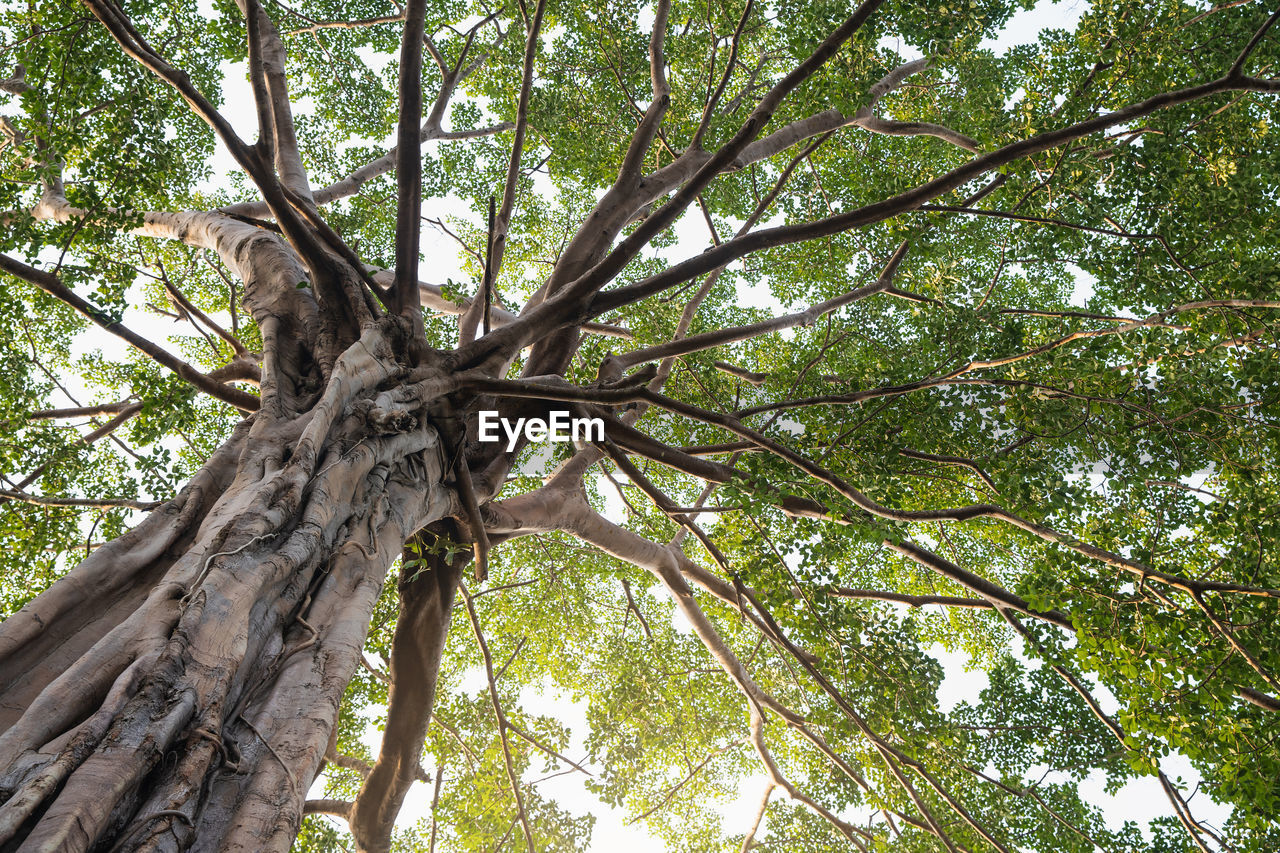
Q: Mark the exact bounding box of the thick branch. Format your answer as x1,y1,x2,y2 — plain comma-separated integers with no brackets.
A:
464,0,888,372
83,0,370,335
243,0,313,202
391,0,430,322
304,799,352,819
616,0,671,186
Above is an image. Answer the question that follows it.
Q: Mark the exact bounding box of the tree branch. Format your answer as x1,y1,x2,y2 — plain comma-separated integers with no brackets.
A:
489,0,546,293
282,12,405,36
22,401,135,420
303,799,351,819
0,254,259,411
160,275,249,355
886,540,1074,630
616,0,671,186
550,496,984,847
847,58,980,151
349,530,461,853
581,75,1279,321
390,0,429,324
458,583,537,853
747,710,871,850
475,376,1280,601
828,587,996,610
611,241,907,369
243,0,314,202
1004,613,1227,853
692,0,754,149
738,780,772,853
1228,6,1280,78
505,719,592,777
898,448,1000,495
0,488,161,511
82,0,370,335
465,0,888,373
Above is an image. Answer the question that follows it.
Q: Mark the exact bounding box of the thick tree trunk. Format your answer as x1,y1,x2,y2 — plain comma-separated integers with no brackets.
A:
0,327,458,852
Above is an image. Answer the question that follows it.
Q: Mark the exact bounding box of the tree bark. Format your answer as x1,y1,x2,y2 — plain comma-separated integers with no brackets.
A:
348,522,464,853
0,320,457,852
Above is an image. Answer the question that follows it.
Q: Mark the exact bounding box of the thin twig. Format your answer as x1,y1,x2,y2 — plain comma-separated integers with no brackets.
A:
459,583,537,851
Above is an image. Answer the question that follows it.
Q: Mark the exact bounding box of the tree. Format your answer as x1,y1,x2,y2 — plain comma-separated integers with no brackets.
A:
1,0,1279,849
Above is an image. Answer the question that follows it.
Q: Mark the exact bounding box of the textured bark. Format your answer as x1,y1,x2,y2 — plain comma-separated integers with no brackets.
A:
0,382,454,851
0,224,457,852
0,409,454,852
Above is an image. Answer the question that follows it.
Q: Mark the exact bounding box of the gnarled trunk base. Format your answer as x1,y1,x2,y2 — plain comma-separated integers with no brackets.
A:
0,350,455,852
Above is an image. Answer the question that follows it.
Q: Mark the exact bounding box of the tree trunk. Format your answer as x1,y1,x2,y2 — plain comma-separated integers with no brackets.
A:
347,522,464,853
0,324,457,852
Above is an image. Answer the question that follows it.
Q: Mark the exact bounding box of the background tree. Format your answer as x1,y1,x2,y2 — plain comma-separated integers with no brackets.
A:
1,0,1279,850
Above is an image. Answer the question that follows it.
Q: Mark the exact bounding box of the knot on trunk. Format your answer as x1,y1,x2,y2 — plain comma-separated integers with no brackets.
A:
357,398,418,434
